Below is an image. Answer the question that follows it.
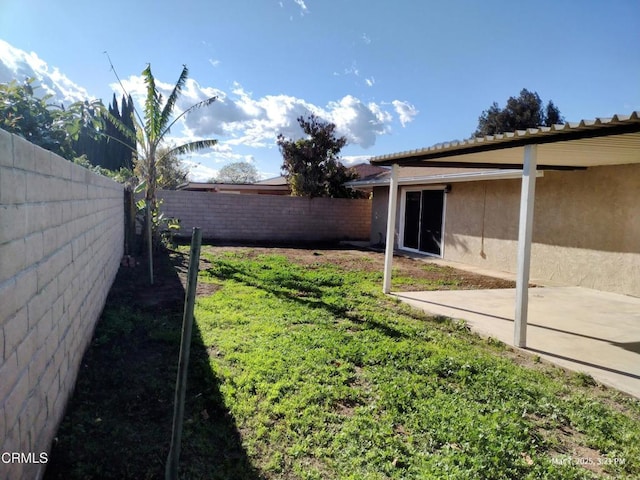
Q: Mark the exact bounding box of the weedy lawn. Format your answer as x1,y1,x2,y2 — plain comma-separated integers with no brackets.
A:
45,246,640,479
193,247,640,479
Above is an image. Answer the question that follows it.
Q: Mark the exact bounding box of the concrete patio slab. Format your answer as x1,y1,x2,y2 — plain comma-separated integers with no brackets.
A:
393,287,640,398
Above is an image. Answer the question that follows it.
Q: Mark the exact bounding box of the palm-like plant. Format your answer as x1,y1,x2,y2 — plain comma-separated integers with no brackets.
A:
107,63,217,283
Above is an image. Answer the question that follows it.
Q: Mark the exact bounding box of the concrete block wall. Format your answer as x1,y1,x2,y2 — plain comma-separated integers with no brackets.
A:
157,189,371,243
0,129,124,479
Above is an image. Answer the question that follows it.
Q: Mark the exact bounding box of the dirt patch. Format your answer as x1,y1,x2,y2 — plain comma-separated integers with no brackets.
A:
204,244,516,291
170,250,220,297
113,250,220,312
538,422,608,476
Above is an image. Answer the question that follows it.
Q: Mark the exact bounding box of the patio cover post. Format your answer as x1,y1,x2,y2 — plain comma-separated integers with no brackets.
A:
383,163,399,294
514,144,538,347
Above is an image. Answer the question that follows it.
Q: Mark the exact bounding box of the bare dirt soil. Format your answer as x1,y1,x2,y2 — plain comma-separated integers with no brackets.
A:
199,244,516,291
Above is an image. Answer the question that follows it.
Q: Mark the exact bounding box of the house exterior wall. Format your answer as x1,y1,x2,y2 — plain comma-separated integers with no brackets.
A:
373,163,640,297
0,130,124,480
370,187,390,246
157,190,371,243
443,178,520,271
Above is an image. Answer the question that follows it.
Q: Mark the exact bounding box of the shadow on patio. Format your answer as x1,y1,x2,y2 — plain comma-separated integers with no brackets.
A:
393,286,640,398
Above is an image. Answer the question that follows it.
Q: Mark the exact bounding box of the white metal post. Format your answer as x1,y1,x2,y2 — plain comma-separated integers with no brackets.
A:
383,164,399,294
514,145,537,347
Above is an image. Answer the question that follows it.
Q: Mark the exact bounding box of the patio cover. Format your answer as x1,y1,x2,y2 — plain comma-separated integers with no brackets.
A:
369,112,640,348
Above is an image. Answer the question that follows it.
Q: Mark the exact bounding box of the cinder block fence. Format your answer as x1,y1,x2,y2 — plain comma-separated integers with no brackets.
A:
0,129,124,480
0,127,370,478
157,189,372,243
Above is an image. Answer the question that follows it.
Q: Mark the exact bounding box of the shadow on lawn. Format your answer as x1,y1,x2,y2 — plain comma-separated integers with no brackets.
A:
45,249,262,480
205,256,410,340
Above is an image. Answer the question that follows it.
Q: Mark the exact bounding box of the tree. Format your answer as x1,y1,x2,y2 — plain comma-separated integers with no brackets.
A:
0,78,101,160
70,93,136,171
473,88,564,137
152,145,189,189
103,93,135,170
107,63,218,284
0,78,140,173
544,100,563,126
277,114,358,198
213,161,259,183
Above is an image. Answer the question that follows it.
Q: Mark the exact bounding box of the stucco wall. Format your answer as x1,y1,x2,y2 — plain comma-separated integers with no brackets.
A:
370,187,388,246
370,186,403,247
370,164,640,296
442,164,640,296
157,189,371,243
443,179,520,271
0,129,124,479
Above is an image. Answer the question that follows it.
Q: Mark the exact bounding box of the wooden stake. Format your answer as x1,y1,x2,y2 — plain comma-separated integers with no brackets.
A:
166,227,202,480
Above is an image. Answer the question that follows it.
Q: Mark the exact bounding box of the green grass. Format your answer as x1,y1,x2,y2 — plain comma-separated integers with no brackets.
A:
45,251,262,480
45,247,640,479
193,248,640,479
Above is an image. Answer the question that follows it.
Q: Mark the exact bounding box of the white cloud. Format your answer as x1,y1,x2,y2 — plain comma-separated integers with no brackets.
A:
113,71,417,150
293,0,308,15
258,169,278,180
182,159,219,182
365,77,375,87
326,95,391,148
361,33,372,45
344,61,360,77
184,157,267,182
0,39,91,104
342,155,372,166
392,100,419,127
0,40,419,175
111,74,148,100
208,58,221,67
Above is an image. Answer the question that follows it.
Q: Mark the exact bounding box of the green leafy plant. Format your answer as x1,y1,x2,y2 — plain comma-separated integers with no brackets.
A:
133,182,181,249
46,247,640,479
104,60,218,283
277,114,360,198
191,248,640,479
0,77,103,160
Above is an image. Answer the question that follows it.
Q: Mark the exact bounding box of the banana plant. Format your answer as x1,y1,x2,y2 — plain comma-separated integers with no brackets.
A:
104,63,218,284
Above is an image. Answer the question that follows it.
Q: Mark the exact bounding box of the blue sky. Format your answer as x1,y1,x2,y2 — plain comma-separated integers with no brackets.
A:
1,0,639,180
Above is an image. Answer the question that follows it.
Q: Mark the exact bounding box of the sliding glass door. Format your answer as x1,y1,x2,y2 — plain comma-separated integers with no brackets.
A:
402,189,444,256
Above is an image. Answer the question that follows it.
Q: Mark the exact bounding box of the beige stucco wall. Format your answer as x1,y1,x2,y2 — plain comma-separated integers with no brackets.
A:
370,163,640,296
0,129,124,479
442,164,640,296
442,178,520,271
370,186,389,246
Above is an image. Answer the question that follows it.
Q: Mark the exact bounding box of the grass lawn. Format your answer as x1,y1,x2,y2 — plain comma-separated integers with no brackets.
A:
45,245,640,479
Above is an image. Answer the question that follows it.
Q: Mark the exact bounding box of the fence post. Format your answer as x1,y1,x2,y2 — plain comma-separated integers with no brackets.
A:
166,227,202,480
124,187,136,255
146,202,154,285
